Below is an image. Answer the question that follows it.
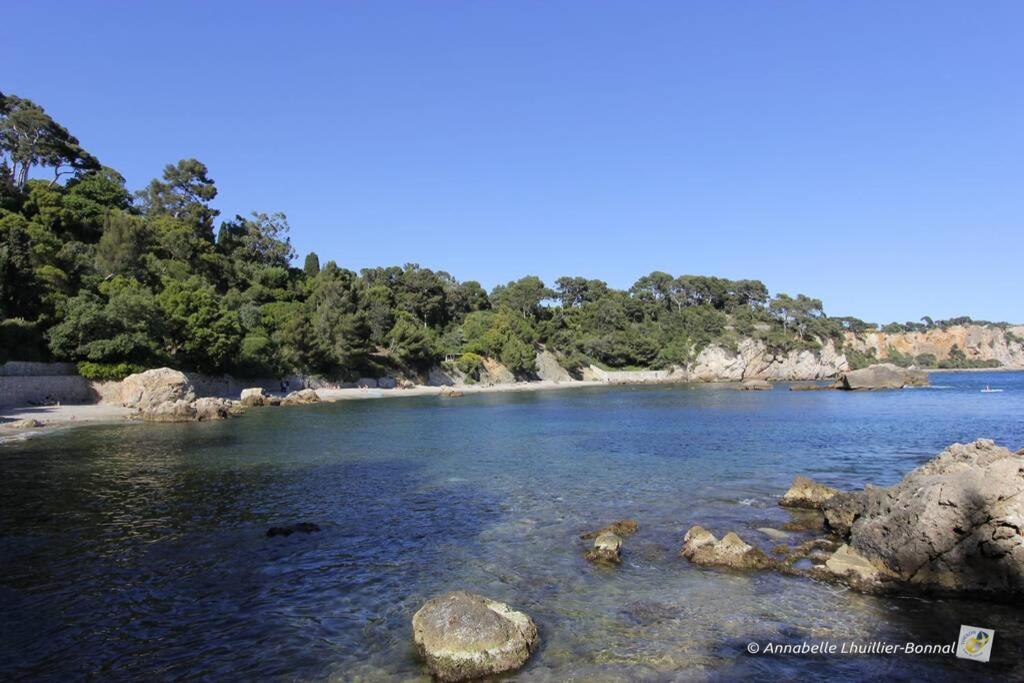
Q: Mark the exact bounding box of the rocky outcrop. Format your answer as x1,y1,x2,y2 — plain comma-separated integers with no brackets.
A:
481,358,516,385
691,338,849,382
142,399,197,423
844,324,1024,368
240,387,269,407
779,476,838,509
585,532,623,564
122,368,195,409
412,591,538,681
738,378,771,390
535,349,571,383
281,389,320,405
680,526,775,570
193,397,230,421
836,363,928,390
827,440,1024,597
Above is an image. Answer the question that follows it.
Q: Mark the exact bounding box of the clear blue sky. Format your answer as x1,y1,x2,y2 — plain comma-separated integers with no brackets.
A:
6,2,1022,323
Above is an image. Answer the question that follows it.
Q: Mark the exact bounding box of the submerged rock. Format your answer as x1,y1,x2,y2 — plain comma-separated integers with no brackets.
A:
836,363,928,390
580,519,639,540
680,526,774,570
412,591,538,681
757,527,792,541
779,476,838,509
266,522,321,537
281,388,320,405
585,532,623,564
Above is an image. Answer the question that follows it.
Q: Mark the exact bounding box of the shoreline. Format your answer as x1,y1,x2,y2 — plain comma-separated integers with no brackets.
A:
5,367,1022,440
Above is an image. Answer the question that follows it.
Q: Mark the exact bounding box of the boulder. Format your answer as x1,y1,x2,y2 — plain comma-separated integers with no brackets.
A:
4,418,43,429
239,387,268,407
837,363,928,390
585,532,623,564
377,377,397,389
356,377,378,388
738,379,772,391
281,389,320,406
779,475,839,509
122,368,195,409
193,397,230,421
837,439,1024,597
142,399,197,423
412,591,538,681
680,526,774,570
580,519,638,540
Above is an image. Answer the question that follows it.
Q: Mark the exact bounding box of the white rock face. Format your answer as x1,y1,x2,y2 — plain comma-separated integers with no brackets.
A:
121,368,195,410
688,339,848,382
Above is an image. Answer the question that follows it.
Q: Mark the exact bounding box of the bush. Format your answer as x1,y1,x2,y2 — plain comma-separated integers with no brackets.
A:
77,361,146,381
455,352,484,381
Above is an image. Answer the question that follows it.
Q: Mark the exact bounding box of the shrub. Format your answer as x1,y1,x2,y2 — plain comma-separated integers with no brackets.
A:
454,352,484,383
77,361,146,381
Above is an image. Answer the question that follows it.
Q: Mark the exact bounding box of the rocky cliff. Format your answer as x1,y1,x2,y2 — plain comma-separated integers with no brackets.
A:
844,324,1024,367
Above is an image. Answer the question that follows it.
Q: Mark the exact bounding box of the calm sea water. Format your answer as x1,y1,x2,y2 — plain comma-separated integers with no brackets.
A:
2,371,1023,681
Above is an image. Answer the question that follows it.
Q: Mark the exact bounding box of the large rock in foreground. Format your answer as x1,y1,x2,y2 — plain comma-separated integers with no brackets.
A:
122,368,195,409
830,440,1024,598
412,591,538,681
837,363,928,390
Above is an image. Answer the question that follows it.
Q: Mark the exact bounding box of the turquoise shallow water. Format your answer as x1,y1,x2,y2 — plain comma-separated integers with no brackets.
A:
2,371,1023,681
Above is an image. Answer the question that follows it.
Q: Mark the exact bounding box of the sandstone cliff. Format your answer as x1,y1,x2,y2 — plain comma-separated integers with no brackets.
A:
844,324,1024,367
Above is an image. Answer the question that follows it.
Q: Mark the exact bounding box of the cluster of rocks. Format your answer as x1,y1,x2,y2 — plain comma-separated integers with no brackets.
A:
679,439,1024,602
411,441,1021,679
120,368,321,423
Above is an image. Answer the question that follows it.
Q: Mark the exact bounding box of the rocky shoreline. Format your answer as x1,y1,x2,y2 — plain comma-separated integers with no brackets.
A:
408,438,1023,679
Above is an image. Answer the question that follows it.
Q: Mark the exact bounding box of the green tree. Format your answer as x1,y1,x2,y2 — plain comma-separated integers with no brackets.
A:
303,251,320,277
138,159,219,241
0,92,100,188
490,275,553,319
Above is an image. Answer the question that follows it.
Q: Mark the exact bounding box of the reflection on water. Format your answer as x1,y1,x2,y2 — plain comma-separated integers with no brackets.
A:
2,371,1023,680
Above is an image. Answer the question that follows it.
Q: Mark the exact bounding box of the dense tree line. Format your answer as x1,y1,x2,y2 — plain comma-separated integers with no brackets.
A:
0,93,998,380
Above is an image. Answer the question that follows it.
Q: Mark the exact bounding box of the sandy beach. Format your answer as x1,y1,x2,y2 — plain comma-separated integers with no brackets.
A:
1,379,609,438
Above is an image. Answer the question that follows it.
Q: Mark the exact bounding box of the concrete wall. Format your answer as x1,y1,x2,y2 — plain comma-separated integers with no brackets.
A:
0,361,78,376
0,376,94,408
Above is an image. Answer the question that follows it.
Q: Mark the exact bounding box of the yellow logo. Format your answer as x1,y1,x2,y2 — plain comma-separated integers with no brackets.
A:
963,631,989,655
956,625,994,662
